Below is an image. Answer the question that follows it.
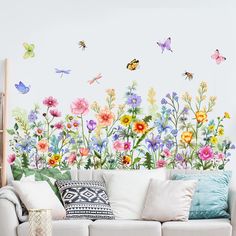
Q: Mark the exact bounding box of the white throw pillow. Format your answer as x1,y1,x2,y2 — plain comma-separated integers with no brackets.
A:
103,168,167,219
12,181,66,220
142,179,197,222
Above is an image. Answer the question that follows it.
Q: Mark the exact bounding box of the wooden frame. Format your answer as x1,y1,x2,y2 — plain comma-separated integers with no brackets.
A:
0,59,8,187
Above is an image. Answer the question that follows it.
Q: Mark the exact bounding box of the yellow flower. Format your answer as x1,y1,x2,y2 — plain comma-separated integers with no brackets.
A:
122,155,131,165
195,111,207,123
147,87,157,105
224,112,230,119
208,125,215,132
52,154,62,162
210,136,218,145
181,131,193,144
218,127,224,136
120,115,132,126
133,121,148,134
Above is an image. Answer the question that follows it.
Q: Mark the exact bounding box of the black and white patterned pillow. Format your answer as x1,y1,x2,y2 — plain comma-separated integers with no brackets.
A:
56,180,115,220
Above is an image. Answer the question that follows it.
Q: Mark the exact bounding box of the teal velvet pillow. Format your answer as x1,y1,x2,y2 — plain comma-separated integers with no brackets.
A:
172,171,231,219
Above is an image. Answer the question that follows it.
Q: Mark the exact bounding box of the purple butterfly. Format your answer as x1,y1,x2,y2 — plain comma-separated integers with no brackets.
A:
157,37,173,53
55,68,71,78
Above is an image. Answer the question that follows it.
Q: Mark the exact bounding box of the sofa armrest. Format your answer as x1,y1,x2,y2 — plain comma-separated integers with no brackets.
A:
0,198,19,236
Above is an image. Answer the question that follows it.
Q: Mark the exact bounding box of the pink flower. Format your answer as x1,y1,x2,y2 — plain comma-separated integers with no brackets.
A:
54,122,64,129
163,148,171,158
8,154,16,165
217,153,225,160
113,140,124,151
124,141,131,151
68,152,77,165
71,98,89,115
79,148,89,157
43,96,58,107
156,159,167,168
50,109,61,117
198,146,214,161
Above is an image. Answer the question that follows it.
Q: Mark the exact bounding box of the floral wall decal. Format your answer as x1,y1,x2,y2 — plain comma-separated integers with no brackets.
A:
7,81,234,182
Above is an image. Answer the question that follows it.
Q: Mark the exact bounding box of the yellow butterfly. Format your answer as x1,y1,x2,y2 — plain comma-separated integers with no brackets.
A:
23,43,35,59
127,59,139,71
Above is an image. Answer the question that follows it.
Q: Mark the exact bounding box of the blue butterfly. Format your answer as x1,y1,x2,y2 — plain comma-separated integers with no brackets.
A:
55,68,71,78
15,81,30,94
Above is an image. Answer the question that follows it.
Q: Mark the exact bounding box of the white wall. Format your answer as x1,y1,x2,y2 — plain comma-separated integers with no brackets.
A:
0,1,236,170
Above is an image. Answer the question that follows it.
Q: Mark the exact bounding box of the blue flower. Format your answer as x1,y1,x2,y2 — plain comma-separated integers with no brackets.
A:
154,117,172,134
90,137,108,153
127,94,142,108
112,134,119,141
172,92,178,102
28,111,37,122
171,129,178,137
166,140,174,149
145,134,162,152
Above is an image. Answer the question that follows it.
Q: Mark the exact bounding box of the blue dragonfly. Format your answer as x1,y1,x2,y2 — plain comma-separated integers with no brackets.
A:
55,68,71,78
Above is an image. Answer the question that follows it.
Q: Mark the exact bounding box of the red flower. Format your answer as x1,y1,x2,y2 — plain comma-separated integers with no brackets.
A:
54,122,64,129
43,96,58,107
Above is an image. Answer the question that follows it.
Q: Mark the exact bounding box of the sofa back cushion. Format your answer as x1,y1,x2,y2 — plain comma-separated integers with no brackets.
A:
102,168,167,219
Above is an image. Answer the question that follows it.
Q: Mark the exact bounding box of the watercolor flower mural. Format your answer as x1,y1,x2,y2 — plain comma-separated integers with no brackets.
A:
8,81,234,182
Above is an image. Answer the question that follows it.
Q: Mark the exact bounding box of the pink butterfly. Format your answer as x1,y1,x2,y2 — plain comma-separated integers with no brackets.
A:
88,73,102,85
157,37,173,53
211,49,226,64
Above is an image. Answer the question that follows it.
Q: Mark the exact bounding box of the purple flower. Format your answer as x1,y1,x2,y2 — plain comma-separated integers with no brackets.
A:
86,120,97,132
127,94,142,108
172,92,178,101
28,111,37,122
166,93,171,98
175,153,183,161
112,134,119,141
161,98,167,105
231,144,235,149
171,129,178,137
145,134,162,152
166,140,174,149
182,107,189,114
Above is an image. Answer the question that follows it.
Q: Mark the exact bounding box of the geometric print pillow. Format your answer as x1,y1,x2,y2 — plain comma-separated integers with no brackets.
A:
56,180,115,220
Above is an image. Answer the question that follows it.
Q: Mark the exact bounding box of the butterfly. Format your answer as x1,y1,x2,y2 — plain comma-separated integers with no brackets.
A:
211,49,226,64
127,59,139,71
183,71,194,81
23,43,35,59
157,37,173,53
78,41,87,50
88,73,102,85
55,68,71,78
15,81,30,94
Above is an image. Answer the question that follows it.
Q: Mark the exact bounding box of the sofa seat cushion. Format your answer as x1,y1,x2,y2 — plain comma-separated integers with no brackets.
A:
89,220,161,236
17,220,92,236
162,219,232,236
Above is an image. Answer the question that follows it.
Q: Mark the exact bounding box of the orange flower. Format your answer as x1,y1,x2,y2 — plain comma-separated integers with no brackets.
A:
48,158,57,167
195,111,207,123
96,108,114,127
181,131,193,144
122,155,131,165
37,139,49,152
133,121,148,134
79,147,89,157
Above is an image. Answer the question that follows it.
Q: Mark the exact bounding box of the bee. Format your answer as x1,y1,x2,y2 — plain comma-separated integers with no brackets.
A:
183,71,194,81
78,40,87,50
127,59,139,71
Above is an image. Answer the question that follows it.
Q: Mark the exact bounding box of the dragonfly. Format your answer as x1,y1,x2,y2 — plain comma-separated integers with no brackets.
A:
55,68,71,78
88,73,102,85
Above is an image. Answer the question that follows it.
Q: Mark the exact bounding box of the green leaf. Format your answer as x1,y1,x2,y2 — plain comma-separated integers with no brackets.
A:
218,164,225,170
85,158,92,169
7,129,15,135
21,153,29,168
143,152,154,169
11,165,23,180
23,168,35,177
14,123,19,131
143,115,152,123
94,150,101,159
131,157,141,167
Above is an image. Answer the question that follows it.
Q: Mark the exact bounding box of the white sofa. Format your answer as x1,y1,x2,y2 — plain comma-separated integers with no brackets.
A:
0,169,236,236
